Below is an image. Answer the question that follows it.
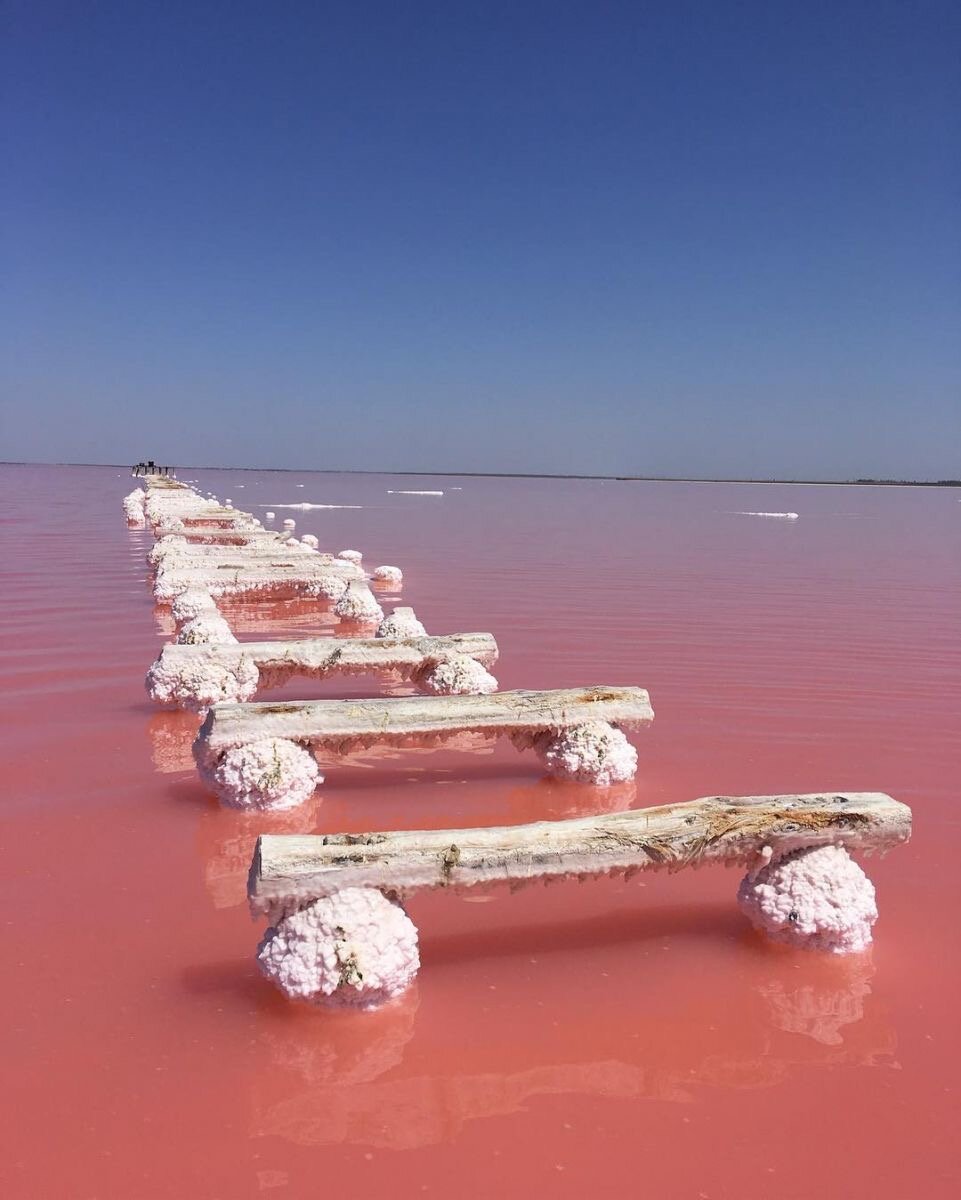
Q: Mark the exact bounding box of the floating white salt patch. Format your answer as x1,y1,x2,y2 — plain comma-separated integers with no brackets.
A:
260,503,364,510
282,518,296,530
296,483,305,487
735,511,799,520
265,511,275,520
387,490,444,496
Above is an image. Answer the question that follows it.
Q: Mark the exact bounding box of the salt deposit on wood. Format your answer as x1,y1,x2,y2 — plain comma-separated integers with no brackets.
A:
152,559,373,603
194,686,652,805
146,632,499,710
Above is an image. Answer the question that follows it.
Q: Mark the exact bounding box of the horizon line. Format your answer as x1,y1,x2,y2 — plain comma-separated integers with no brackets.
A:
2,461,960,487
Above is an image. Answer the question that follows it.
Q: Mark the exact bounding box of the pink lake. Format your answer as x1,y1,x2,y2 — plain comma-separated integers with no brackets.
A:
2,463,959,1198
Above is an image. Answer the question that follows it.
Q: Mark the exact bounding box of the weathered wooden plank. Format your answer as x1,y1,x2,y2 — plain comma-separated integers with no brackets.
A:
248,792,912,919
196,685,653,763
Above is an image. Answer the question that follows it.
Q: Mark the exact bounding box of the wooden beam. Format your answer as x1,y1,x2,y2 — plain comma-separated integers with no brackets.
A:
196,685,653,764
249,792,911,919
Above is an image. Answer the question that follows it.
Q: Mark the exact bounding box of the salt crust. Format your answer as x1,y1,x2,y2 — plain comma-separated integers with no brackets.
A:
532,721,637,785
307,575,350,600
147,652,259,711
337,550,363,564
122,489,146,524
334,583,384,622
170,589,218,623
737,844,877,954
176,614,238,645
300,534,319,548
417,654,498,696
376,609,427,638
372,565,403,583
206,737,321,810
257,888,419,1008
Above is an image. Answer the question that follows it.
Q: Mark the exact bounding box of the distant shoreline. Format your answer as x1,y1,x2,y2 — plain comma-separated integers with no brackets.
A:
2,461,959,488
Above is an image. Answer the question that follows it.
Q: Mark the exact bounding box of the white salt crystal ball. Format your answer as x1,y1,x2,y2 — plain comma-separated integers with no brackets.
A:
257,888,420,1008
146,653,259,712
375,609,427,639
417,654,498,696
738,845,878,954
536,722,637,785
170,589,218,624
333,583,383,622
209,737,320,811
176,614,237,645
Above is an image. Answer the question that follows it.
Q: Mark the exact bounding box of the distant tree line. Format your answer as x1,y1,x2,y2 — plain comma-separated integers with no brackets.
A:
854,478,961,487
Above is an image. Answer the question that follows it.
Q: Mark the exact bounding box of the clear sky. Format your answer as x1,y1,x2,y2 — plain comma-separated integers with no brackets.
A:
2,1,958,478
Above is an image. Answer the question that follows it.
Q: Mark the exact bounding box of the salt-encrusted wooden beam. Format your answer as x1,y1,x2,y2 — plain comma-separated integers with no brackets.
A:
249,792,912,921
178,508,258,527
147,632,499,709
154,526,289,544
153,559,372,601
199,685,653,760
149,542,328,568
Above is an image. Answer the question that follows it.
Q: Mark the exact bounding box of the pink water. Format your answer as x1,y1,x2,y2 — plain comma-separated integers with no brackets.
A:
2,463,959,1199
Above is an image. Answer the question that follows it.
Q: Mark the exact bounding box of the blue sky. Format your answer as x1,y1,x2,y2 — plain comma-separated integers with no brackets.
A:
2,0,958,477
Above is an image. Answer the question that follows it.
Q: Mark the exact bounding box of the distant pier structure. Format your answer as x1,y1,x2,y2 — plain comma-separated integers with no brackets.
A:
132,460,175,478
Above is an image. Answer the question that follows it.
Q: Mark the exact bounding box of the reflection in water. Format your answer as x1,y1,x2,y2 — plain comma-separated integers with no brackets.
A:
758,955,875,1047
148,710,202,774
248,943,892,1151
